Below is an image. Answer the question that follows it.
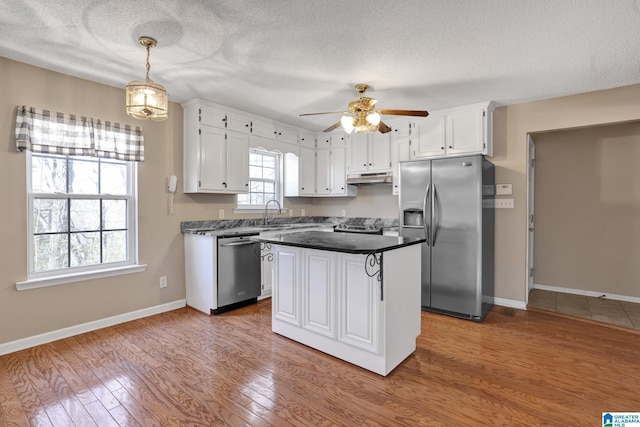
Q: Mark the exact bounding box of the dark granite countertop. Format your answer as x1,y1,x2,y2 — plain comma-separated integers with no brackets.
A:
252,230,425,254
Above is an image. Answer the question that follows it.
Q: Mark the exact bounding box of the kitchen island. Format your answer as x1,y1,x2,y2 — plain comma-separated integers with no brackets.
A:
253,231,425,376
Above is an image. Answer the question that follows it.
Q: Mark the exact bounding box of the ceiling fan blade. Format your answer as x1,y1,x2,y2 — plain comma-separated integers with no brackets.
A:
300,111,347,116
323,121,342,132
378,109,429,117
378,121,391,134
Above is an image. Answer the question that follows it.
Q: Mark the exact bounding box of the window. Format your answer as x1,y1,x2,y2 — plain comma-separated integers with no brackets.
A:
15,106,145,289
237,149,281,208
28,153,137,276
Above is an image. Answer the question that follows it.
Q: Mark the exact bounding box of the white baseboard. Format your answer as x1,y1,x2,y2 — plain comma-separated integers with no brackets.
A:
494,297,527,310
533,284,640,304
0,299,186,356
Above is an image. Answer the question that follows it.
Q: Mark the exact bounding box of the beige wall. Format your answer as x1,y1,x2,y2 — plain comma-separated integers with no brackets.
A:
532,122,640,297
2,54,640,345
0,57,313,345
490,84,640,303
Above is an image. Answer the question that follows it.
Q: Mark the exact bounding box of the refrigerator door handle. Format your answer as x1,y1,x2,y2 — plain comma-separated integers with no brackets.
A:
432,185,440,246
423,184,431,246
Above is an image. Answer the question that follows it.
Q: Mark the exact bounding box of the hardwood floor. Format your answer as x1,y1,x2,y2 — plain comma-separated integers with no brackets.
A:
1,300,639,426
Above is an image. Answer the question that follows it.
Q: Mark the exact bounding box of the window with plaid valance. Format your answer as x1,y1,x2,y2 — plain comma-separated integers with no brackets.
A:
15,106,144,162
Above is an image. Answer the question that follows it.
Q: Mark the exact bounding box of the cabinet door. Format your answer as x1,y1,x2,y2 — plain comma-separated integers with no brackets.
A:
391,136,411,195
330,133,347,147
302,250,336,338
414,116,446,158
330,146,347,196
261,248,273,297
347,133,369,173
392,121,411,139
369,132,391,172
225,112,251,134
275,125,298,144
316,148,331,195
225,131,249,192
316,134,331,149
199,104,227,129
299,146,316,195
250,117,276,140
299,131,316,148
273,246,301,325
337,254,380,354
199,126,227,191
446,109,484,156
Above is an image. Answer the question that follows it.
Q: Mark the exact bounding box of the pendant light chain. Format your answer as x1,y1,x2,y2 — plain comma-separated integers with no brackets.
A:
145,44,151,83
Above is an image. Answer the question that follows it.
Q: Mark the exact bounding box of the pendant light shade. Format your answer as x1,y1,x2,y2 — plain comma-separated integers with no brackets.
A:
126,37,168,121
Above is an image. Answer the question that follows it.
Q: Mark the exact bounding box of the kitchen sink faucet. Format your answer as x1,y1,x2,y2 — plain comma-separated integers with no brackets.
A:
264,199,282,225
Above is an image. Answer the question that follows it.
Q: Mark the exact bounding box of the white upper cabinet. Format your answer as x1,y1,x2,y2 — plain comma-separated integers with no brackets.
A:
183,99,249,193
251,117,298,144
298,146,316,196
346,132,392,174
391,135,411,195
315,149,331,195
413,115,446,158
412,101,495,159
299,131,316,148
285,131,356,198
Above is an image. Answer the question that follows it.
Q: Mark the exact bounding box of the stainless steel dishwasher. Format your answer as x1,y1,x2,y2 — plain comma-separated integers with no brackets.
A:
214,232,261,314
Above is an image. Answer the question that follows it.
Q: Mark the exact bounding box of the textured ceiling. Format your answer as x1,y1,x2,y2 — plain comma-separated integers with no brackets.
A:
1,0,640,131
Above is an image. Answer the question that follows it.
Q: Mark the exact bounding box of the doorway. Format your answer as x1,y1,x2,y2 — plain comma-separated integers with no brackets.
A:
525,121,640,328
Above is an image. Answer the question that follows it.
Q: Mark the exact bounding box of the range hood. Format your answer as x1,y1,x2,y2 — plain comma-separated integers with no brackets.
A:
345,171,393,185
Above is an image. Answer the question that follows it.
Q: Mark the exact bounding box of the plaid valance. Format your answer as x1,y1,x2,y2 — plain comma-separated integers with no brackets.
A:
15,106,144,162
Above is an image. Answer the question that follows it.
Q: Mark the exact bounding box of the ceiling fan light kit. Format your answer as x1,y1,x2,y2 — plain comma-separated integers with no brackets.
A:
301,83,428,134
126,36,168,122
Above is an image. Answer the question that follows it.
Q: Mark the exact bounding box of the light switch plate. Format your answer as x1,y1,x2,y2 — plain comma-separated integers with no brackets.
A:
218,209,225,219
496,184,513,195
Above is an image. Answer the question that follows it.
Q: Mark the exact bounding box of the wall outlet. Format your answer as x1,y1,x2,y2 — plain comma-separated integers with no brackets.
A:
482,199,514,209
301,208,306,216
219,209,225,219
341,209,346,217
159,276,168,288
289,209,293,217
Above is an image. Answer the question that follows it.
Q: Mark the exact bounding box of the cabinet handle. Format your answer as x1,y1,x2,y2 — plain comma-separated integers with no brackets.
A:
441,147,444,150
274,131,277,135
222,117,227,122
326,188,329,191
222,182,227,187
449,146,452,149
369,163,372,166
301,187,305,190
341,187,344,190
245,124,249,127
363,163,367,167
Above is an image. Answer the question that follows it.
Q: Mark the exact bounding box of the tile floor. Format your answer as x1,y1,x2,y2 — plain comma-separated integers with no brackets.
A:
528,288,640,331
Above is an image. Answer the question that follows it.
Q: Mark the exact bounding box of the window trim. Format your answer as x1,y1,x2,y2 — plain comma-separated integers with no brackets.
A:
236,148,284,210
17,152,145,290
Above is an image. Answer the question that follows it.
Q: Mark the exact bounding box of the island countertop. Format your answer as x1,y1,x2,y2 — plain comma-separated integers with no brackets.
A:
252,230,425,254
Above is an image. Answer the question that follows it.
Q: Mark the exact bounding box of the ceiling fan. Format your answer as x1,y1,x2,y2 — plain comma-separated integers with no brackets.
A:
300,84,429,134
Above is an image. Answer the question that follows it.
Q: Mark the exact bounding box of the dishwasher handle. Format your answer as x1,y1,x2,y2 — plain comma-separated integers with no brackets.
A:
218,240,256,247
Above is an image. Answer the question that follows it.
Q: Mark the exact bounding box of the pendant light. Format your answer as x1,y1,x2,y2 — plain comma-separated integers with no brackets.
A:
126,36,168,121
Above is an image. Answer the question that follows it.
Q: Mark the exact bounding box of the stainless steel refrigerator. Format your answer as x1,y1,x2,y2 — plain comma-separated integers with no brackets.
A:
399,155,494,321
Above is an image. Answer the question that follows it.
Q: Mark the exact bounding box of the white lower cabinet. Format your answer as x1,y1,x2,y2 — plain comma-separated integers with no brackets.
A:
272,246,301,325
302,251,336,338
270,244,421,375
337,254,379,353
260,247,273,298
